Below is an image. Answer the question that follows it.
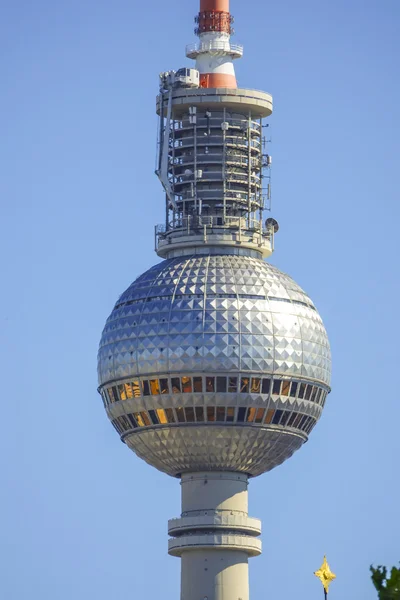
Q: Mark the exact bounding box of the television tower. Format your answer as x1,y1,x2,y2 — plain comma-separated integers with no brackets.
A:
97,1,331,599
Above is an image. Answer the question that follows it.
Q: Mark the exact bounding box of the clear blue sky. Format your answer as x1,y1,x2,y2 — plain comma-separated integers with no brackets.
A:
1,0,399,598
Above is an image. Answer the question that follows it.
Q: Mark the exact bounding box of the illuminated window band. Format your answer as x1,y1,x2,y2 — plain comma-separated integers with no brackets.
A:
111,406,318,437
100,375,328,408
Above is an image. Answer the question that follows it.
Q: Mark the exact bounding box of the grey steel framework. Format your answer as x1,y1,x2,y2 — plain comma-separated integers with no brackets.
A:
97,2,331,599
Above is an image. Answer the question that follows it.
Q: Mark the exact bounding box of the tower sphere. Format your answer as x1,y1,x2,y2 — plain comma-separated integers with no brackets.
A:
98,252,331,477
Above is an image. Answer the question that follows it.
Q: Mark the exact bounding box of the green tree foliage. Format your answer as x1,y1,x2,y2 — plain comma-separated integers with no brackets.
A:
370,564,400,599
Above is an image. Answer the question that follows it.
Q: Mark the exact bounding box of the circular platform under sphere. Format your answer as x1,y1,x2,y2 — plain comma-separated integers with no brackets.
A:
98,253,331,477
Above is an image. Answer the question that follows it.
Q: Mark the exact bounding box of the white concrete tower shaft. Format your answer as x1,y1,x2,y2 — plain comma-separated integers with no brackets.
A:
168,473,261,600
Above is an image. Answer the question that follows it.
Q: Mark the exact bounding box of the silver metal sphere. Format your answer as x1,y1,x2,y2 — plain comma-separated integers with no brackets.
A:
98,253,331,477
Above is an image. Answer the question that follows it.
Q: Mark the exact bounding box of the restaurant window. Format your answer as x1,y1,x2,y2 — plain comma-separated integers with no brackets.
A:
118,384,128,400
290,382,298,397
156,409,168,424
148,410,159,425
240,378,250,393
193,377,203,392
185,407,195,422
140,411,151,426
251,378,261,393
280,411,290,426
160,378,169,394
171,378,181,393
298,383,306,399
315,388,322,404
237,407,246,422
310,386,318,403
298,415,308,430
272,410,283,425
142,380,151,396
321,391,327,407
119,416,131,430
281,381,290,396
206,377,215,392
261,378,271,394
149,379,160,395
176,407,186,422
264,409,275,424
226,407,235,422
207,406,216,422
132,379,141,397
195,406,205,422
255,408,265,423
246,407,256,422
165,408,176,423
292,413,304,428
127,414,138,428
216,406,226,422
216,377,227,393
111,386,119,402
272,380,281,395
133,412,145,427
182,376,192,393
304,385,312,401
228,377,237,393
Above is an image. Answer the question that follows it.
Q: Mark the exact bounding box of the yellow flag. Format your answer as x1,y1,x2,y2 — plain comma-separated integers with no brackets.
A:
314,556,336,593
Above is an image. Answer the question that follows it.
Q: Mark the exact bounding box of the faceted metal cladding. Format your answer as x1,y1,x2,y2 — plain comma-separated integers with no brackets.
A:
97,253,331,477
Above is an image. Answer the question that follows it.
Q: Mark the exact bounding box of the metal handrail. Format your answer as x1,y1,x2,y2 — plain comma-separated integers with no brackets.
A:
186,41,243,56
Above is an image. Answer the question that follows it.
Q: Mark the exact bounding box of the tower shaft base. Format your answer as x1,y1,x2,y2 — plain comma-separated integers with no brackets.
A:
168,472,262,600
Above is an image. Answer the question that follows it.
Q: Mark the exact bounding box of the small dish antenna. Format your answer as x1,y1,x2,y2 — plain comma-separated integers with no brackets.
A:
265,217,279,233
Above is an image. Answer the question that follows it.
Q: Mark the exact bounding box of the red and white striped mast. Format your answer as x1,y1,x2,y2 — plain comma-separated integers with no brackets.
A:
187,0,242,88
